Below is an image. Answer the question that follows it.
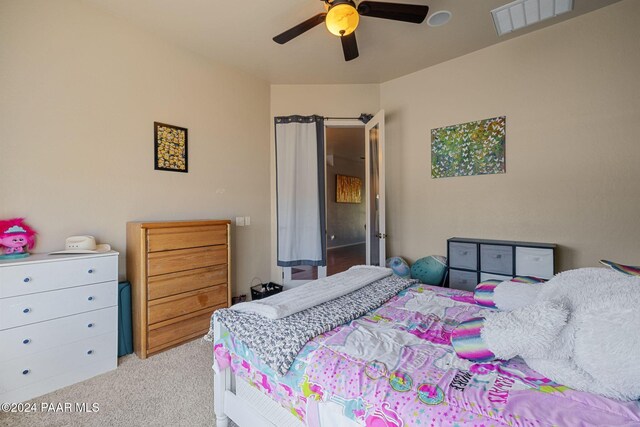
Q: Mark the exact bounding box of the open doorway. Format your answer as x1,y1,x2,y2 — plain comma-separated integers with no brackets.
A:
286,110,385,284
325,126,366,275
290,125,366,280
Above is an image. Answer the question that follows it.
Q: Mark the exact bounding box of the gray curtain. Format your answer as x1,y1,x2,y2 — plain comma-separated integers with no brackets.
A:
275,115,326,267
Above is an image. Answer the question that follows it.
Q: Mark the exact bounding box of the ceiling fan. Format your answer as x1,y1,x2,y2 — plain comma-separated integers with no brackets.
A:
273,0,429,62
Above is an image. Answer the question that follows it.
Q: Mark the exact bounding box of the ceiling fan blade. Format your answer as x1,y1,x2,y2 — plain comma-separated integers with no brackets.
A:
341,32,359,61
273,13,327,44
357,1,428,24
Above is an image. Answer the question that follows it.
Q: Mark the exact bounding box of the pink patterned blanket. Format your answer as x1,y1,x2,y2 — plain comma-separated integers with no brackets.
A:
214,284,640,426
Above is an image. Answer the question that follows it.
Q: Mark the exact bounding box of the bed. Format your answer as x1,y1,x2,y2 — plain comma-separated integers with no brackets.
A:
211,275,640,427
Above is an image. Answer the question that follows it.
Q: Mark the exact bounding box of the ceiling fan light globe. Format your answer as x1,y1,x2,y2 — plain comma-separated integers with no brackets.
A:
325,3,359,36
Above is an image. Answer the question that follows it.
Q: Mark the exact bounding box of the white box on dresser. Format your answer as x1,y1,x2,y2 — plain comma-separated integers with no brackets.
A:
0,251,118,403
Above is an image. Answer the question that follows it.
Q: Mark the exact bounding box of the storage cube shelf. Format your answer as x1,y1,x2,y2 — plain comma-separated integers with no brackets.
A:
447,238,556,291
0,251,119,403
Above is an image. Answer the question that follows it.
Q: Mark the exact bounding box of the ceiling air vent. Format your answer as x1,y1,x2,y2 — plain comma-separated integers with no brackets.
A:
491,0,574,36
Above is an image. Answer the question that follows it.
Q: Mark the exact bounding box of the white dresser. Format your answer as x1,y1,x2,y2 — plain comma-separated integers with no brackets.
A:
0,251,118,403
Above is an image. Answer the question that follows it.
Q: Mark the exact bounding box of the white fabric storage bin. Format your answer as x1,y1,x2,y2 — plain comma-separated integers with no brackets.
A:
516,247,554,279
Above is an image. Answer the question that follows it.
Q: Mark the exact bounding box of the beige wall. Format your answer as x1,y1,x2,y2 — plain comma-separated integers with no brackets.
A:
380,0,640,271
0,0,271,298
269,84,379,281
3,0,637,296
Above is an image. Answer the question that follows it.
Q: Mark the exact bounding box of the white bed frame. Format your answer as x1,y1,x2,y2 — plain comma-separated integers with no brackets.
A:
212,318,305,427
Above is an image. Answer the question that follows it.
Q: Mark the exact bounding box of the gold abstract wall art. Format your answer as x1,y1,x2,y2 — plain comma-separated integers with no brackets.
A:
154,122,188,173
336,174,362,203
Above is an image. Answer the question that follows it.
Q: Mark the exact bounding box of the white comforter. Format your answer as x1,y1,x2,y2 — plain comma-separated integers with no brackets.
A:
231,265,392,319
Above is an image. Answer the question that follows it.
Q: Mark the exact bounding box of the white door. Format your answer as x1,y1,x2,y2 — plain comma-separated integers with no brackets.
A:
365,110,386,266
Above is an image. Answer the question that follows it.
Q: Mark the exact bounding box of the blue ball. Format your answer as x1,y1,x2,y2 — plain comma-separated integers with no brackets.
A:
411,255,447,285
385,256,411,279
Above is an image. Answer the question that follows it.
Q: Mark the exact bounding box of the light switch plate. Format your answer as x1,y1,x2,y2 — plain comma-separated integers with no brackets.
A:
244,216,251,226
235,216,245,227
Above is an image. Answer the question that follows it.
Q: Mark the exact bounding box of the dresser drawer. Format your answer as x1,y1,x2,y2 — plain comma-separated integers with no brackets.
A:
480,244,513,275
0,331,116,394
0,281,117,330
449,243,477,270
0,255,117,298
0,306,117,363
148,310,215,352
449,269,478,292
147,246,227,277
147,225,227,252
516,247,554,279
148,285,227,325
148,265,227,301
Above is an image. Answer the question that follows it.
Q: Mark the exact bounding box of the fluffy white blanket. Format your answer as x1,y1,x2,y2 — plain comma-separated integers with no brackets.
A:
483,267,640,400
231,265,392,320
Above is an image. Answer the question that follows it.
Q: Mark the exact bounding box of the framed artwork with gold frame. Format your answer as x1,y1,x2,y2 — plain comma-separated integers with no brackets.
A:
154,122,188,173
336,174,362,204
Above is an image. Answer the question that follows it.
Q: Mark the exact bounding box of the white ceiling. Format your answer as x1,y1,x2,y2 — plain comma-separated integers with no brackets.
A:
83,0,621,84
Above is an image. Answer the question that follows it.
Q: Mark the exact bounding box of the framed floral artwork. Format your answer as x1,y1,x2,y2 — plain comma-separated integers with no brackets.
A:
154,122,188,173
336,174,362,203
431,116,506,178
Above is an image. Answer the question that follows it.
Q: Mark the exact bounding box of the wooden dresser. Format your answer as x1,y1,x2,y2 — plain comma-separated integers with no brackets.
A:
126,220,231,359
0,251,118,403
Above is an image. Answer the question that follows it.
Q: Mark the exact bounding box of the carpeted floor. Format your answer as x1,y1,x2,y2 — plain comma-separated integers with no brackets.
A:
0,338,236,427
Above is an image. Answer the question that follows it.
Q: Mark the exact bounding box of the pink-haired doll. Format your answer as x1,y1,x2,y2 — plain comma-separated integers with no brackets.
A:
0,218,37,259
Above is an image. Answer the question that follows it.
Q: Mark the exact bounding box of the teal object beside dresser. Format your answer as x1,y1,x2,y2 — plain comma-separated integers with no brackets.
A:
118,281,133,357
410,255,448,285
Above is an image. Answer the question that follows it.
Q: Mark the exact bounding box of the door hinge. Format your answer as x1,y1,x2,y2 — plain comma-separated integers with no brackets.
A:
375,233,387,239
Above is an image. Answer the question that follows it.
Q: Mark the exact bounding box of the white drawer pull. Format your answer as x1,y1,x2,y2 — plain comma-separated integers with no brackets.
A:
22,338,31,345
495,254,502,259
532,257,541,261
22,308,31,314
459,251,468,255
22,369,30,375
23,277,32,283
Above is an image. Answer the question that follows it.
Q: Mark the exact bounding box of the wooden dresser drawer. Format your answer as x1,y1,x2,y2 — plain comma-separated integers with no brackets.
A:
147,310,216,352
148,265,227,301
0,281,118,330
147,225,227,252
0,306,117,363
147,246,227,277
0,255,117,298
449,242,477,270
480,244,513,275
148,285,227,325
0,331,116,394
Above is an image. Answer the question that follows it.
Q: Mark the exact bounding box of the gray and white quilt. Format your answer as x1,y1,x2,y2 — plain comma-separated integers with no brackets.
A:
208,275,416,376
